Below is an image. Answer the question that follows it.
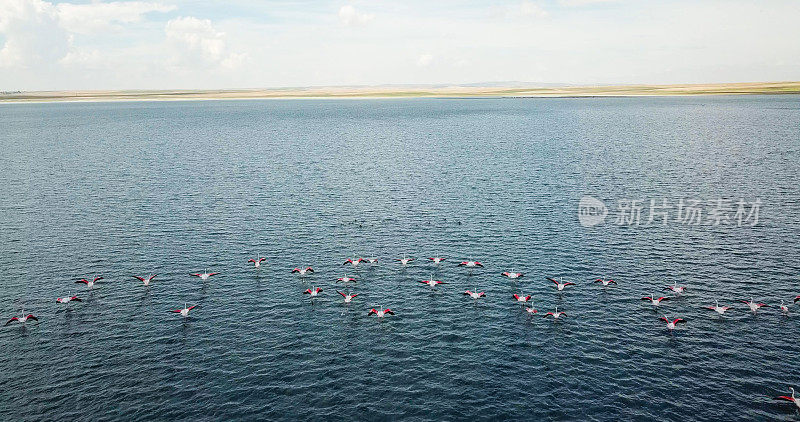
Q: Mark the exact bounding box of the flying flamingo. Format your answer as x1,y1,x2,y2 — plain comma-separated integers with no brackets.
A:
665,283,686,295
547,277,575,292
337,275,357,283
5,311,38,326
463,289,486,300
660,315,686,332
343,258,367,267
706,300,733,315
304,287,323,297
56,293,81,304
169,303,197,317
291,267,314,277
133,274,157,286
396,257,414,266
525,306,538,315
543,307,567,320
774,387,800,410
190,271,218,280
365,258,379,264
368,307,395,318
641,294,670,308
76,276,103,289
594,278,616,287
779,300,789,315
428,257,446,264
740,298,769,314
502,271,524,279
458,261,483,268
337,291,358,303
248,257,266,268
513,293,531,303
419,275,444,288
794,295,799,304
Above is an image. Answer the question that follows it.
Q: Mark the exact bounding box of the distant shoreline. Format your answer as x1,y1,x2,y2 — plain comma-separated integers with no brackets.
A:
2,81,799,103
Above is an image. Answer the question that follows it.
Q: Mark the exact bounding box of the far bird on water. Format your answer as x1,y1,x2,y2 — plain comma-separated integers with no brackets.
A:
170,303,197,318
641,294,669,308
337,291,358,303
660,315,686,332
368,307,394,318
5,310,38,326
740,298,769,314
190,270,218,280
419,275,444,288
248,257,266,268
547,277,575,292
706,300,733,315
665,283,686,295
133,274,157,286
594,277,616,287
779,300,789,315
464,289,486,300
76,276,103,289
774,387,800,410
543,307,567,320
56,293,81,304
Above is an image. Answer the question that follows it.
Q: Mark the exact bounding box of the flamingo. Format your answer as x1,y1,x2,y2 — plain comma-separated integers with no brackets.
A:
502,271,524,279
133,274,157,286
774,387,800,410
779,300,789,315
458,261,483,268
419,275,444,288
291,267,314,276
303,287,323,297
337,275,357,283
463,290,486,299
5,311,38,326
660,315,686,331
248,257,266,268
665,283,686,295
740,298,769,314
547,277,575,292
706,300,733,315
396,257,414,266
343,258,367,267
794,295,799,304
641,294,669,308
169,303,197,317
56,293,81,304
543,307,567,320
337,291,358,303
428,257,446,264
513,294,531,303
594,278,616,286
76,276,103,289
368,307,395,318
190,271,218,280
525,306,538,315
365,258,379,264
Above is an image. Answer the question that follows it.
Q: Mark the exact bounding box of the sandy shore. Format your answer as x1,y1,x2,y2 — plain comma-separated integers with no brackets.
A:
2,81,799,103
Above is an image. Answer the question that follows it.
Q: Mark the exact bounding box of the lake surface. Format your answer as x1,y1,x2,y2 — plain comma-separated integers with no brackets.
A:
1,96,799,421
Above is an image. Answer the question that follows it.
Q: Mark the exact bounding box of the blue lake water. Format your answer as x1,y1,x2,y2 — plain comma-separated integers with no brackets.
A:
1,96,799,421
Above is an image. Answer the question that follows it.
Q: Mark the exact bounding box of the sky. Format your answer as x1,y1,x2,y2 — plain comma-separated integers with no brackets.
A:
1,0,799,90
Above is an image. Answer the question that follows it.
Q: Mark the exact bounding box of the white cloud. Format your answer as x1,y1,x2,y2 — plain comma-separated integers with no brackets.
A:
518,1,549,19
558,0,615,7
0,0,67,68
338,5,373,27
56,2,176,34
165,16,246,69
416,53,434,68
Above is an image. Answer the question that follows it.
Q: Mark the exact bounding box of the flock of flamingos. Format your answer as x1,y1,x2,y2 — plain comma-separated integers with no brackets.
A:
4,255,800,410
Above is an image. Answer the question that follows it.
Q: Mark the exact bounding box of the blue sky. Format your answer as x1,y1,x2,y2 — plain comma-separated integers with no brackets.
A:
1,0,799,90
